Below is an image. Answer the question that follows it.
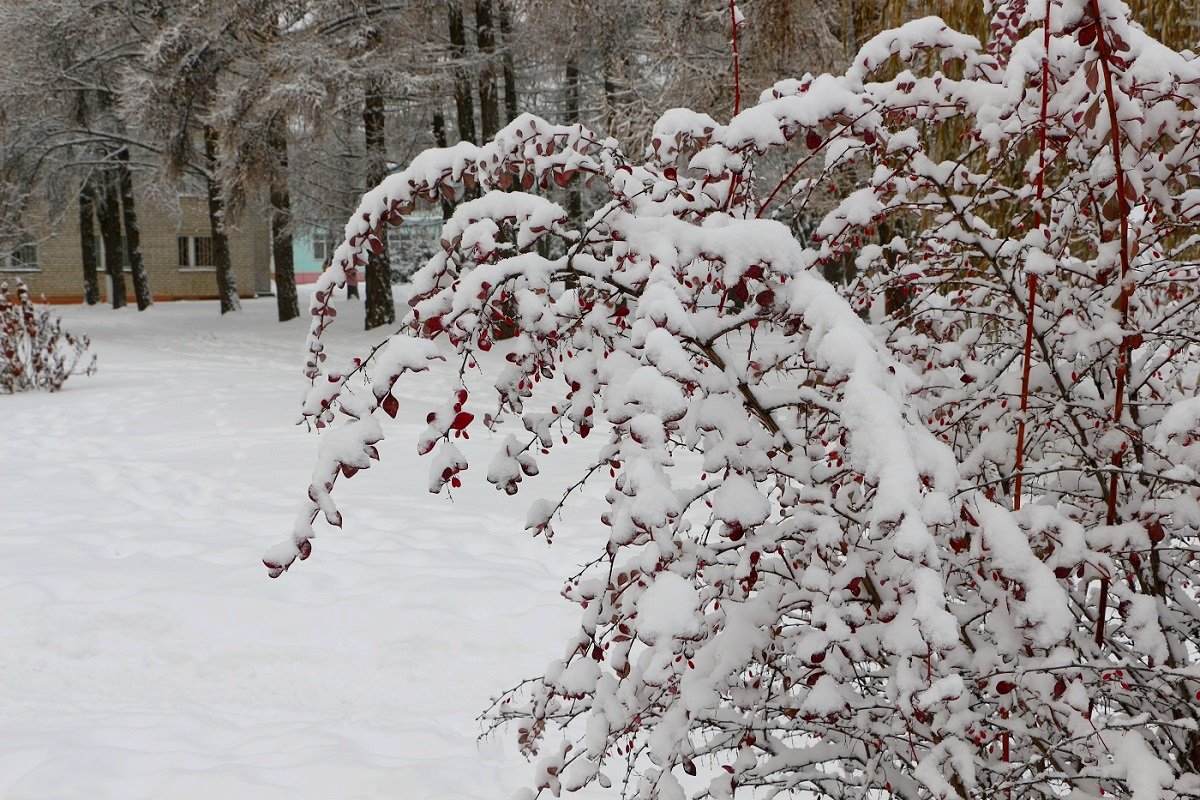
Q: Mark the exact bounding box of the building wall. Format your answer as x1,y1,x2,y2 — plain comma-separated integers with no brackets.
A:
2,192,271,304
288,216,444,287
291,228,328,285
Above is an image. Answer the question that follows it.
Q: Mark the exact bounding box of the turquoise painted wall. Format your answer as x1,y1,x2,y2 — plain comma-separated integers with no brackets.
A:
289,217,443,284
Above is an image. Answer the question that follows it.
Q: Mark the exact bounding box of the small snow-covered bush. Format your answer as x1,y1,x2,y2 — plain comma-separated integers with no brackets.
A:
270,1,1200,797
0,280,95,393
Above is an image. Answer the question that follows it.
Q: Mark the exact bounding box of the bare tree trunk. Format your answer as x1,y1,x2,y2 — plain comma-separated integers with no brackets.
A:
78,176,101,306
432,111,456,220
498,0,518,123
203,124,240,314
448,0,476,144
115,147,152,310
603,58,621,138
96,170,127,309
269,119,299,322
475,0,500,140
363,83,394,330
565,56,582,225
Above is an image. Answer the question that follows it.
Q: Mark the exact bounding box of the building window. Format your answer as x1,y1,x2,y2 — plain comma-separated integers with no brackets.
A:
1,243,39,272
178,236,215,270
312,231,335,264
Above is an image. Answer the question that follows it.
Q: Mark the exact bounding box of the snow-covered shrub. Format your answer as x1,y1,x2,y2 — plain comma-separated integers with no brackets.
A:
0,280,95,393
269,1,1200,797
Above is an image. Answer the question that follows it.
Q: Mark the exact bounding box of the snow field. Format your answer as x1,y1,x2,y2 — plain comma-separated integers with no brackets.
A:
1,293,607,800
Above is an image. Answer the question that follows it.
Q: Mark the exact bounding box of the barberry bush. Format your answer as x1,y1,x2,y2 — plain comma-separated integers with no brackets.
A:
0,280,95,393
268,1,1200,797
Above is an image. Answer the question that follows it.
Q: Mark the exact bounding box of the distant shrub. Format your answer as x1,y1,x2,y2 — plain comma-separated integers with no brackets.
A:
0,280,95,393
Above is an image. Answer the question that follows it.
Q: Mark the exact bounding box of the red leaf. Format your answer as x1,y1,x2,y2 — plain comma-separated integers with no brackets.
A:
422,316,445,336
451,411,474,430
806,130,822,149
381,393,400,418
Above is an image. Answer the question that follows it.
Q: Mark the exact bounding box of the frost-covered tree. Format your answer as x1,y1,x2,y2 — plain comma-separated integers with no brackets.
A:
126,0,257,314
0,0,155,309
269,1,1200,797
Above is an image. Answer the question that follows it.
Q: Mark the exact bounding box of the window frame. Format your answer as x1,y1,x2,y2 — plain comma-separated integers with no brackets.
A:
0,242,40,273
177,235,216,272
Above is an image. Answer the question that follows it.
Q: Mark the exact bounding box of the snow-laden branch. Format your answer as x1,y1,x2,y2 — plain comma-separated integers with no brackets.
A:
268,4,1200,797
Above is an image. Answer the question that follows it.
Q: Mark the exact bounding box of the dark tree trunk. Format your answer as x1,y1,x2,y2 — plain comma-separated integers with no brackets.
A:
96,170,127,309
78,176,101,306
268,119,299,322
115,147,152,310
363,83,394,330
565,56,583,225
432,111,456,220
203,124,240,314
603,62,620,136
448,1,476,144
498,1,518,123
475,0,500,140
602,47,631,138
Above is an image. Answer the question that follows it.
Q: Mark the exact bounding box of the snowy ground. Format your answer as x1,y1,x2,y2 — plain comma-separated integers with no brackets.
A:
1,291,608,800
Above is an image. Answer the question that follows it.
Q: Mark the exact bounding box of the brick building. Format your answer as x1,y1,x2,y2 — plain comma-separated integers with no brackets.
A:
2,191,271,304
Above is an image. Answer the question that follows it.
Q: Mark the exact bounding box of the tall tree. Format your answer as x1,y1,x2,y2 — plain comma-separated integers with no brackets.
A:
496,1,518,124
95,171,127,309
447,0,476,144
127,0,245,313
268,119,299,322
474,0,500,141
563,55,581,225
115,145,152,310
214,10,321,324
77,176,100,305
0,0,153,308
203,124,240,313
361,81,393,328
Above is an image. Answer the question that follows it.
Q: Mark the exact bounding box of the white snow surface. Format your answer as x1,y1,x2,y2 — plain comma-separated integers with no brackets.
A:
0,292,609,800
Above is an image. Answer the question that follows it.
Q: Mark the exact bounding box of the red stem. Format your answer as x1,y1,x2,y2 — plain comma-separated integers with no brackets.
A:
1013,0,1054,512
1089,0,1133,647
723,0,743,213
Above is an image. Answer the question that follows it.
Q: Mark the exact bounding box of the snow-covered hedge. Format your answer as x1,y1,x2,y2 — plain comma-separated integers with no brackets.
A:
269,2,1200,797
